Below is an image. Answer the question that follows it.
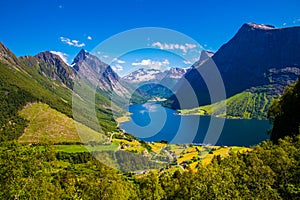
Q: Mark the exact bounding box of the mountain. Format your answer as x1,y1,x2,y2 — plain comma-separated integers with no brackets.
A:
20,51,75,88
72,49,130,97
123,67,187,85
123,67,187,99
191,50,214,68
0,43,122,142
168,23,300,118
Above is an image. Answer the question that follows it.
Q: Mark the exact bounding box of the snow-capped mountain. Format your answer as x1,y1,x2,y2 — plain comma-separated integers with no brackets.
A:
122,68,164,83
122,67,188,99
122,67,187,85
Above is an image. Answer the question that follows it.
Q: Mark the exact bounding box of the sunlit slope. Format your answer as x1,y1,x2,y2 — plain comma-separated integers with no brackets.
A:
180,91,276,119
18,103,106,143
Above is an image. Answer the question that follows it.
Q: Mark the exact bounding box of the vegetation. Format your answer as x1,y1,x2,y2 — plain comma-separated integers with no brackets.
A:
18,103,106,144
268,77,300,141
179,90,276,119
0,44,300,199
0,134,299,199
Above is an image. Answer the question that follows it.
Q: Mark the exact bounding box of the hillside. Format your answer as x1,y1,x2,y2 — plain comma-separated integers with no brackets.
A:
18,103,105,144
180,89,276,119
0,43,121,142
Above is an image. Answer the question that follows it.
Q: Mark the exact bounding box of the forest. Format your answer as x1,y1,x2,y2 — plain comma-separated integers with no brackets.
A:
0,75,299,199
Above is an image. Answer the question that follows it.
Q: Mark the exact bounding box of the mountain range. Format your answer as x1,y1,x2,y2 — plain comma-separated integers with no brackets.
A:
0,43,126,142
123,67,188,99
1,22,300,143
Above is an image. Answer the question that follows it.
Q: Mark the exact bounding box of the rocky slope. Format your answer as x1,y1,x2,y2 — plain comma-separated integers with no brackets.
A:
20,51,75,88
72,49,130,97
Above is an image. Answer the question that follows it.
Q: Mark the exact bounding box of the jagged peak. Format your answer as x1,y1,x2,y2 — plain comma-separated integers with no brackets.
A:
72,49,89,64
34,51,68,66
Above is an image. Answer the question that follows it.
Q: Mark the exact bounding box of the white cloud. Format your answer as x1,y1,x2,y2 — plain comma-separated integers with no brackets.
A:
151,42,198,54
87,36,92,40
132,59,170,70
112,58,125,64
50,51,68,64
283,22,287,26
60,37,85,47
112,64,124,72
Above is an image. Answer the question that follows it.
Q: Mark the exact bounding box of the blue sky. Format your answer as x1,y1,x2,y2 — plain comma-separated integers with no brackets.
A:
1,0,300,74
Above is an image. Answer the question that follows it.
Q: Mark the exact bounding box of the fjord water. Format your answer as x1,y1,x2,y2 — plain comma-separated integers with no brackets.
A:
120,103,271,146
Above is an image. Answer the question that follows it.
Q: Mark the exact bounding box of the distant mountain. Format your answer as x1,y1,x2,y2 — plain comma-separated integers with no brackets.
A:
168,23,300,119
72,49,130,98
123,67,187,98
123,67,187,85
20,51,75,88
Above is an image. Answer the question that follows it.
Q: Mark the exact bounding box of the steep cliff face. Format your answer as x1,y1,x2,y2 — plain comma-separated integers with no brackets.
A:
169,23,300,109
214,23,300,96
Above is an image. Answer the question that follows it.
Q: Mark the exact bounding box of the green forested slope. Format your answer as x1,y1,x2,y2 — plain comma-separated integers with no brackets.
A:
180,90,276,119
0,54,122,143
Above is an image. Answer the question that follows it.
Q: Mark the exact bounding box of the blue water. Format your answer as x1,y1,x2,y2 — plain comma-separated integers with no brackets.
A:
120,102,271,146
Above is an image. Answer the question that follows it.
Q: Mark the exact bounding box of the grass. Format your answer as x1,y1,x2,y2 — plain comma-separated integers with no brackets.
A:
230,146,252,153
169,144,185,155
113,138,141,146
149,142,167,153
189,161,200,171
177,151,198,164
55,143,118,153
18,103,107,144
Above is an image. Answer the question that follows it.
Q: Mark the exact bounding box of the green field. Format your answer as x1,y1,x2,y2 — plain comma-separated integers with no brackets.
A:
54,143,119,153
18,103,107,144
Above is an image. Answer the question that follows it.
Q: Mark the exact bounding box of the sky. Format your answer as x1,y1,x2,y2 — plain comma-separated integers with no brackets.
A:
1,0,300,74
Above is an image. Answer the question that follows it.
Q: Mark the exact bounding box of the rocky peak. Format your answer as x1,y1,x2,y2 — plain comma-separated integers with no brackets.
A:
35,51,67,67
72,49,129,97
19,51,75,88
72,49,88,65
